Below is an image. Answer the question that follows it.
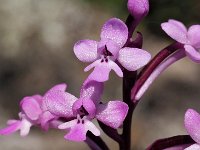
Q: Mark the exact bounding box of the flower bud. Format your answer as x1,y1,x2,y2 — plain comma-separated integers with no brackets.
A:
127,0,149,21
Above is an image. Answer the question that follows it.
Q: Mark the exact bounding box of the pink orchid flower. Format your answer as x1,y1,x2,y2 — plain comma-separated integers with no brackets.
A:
44,81,129,141
0,89,62,136
74,18,151,82
184,109,200,150
0,95,44,136
161,19,200,63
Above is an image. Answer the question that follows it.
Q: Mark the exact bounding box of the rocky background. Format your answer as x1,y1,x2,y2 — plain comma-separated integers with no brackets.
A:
0,0,200,149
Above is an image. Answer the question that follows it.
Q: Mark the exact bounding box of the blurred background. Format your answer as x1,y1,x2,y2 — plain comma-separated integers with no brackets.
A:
0,0,200,149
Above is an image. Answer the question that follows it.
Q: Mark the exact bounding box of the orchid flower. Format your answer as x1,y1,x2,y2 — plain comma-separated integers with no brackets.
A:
45,80,129,141
74,18,151,82
0,88,63,137
161,19,200,63
184,109,200,150
0,95,44,136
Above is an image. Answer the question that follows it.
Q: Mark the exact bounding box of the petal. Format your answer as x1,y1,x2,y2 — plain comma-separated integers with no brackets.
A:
84,120,100,136
85,59,123,82
44,84,77,118
32,95,43,106
80,78,104,105
85,60,111,82
40,111,56,131
74,40,98,62
58,119,77,129
64,122,87,141
96,101,128,129
168,19,187,33
21,96,42,121
0,121,21,135
188,25,200,48
184,45,200,63
50,83,67,91
59,119,100,141
184,109,200,144
100,18,128,48
20,119,32,137
7,119,18,125
161,20,188,44
184,144,200,150
118,47,151,71
109,60,123,77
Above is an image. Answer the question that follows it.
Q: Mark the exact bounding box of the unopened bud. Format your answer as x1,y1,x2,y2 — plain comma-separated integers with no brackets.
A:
127,0,149,21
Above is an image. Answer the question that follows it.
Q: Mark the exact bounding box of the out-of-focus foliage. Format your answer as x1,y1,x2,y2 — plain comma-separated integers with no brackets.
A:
85,0,128,17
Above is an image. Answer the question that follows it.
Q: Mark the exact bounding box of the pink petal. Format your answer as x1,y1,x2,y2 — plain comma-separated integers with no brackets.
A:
118,47,151,71
84,120,100,136
96,101,128,129
184,144,200,150
168,19,187,33
161,20,188,44
100,18,128,48
109,60,123,77
7,119,18,125
85,59,123,82
188,25,200,48
184,109,200,144
74,40,98,62
84,59,100,72
64,122,87,141
80,78,104,105
59,119,100,141
0,121,21,135
40,111,56,131
184,45,200,63
58,119,77,129
21,96,42,121
20,119,32,136
44,84,77,118
32,95,43,106
50,83,67,91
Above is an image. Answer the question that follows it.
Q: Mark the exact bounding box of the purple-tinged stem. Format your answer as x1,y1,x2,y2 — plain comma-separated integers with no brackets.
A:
136,49,186,100
120,70,137,150
85,137,102,150
86,132,109,150
146,135,194,150
131,42,183,103
118,14,142,150
98,121,123,144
